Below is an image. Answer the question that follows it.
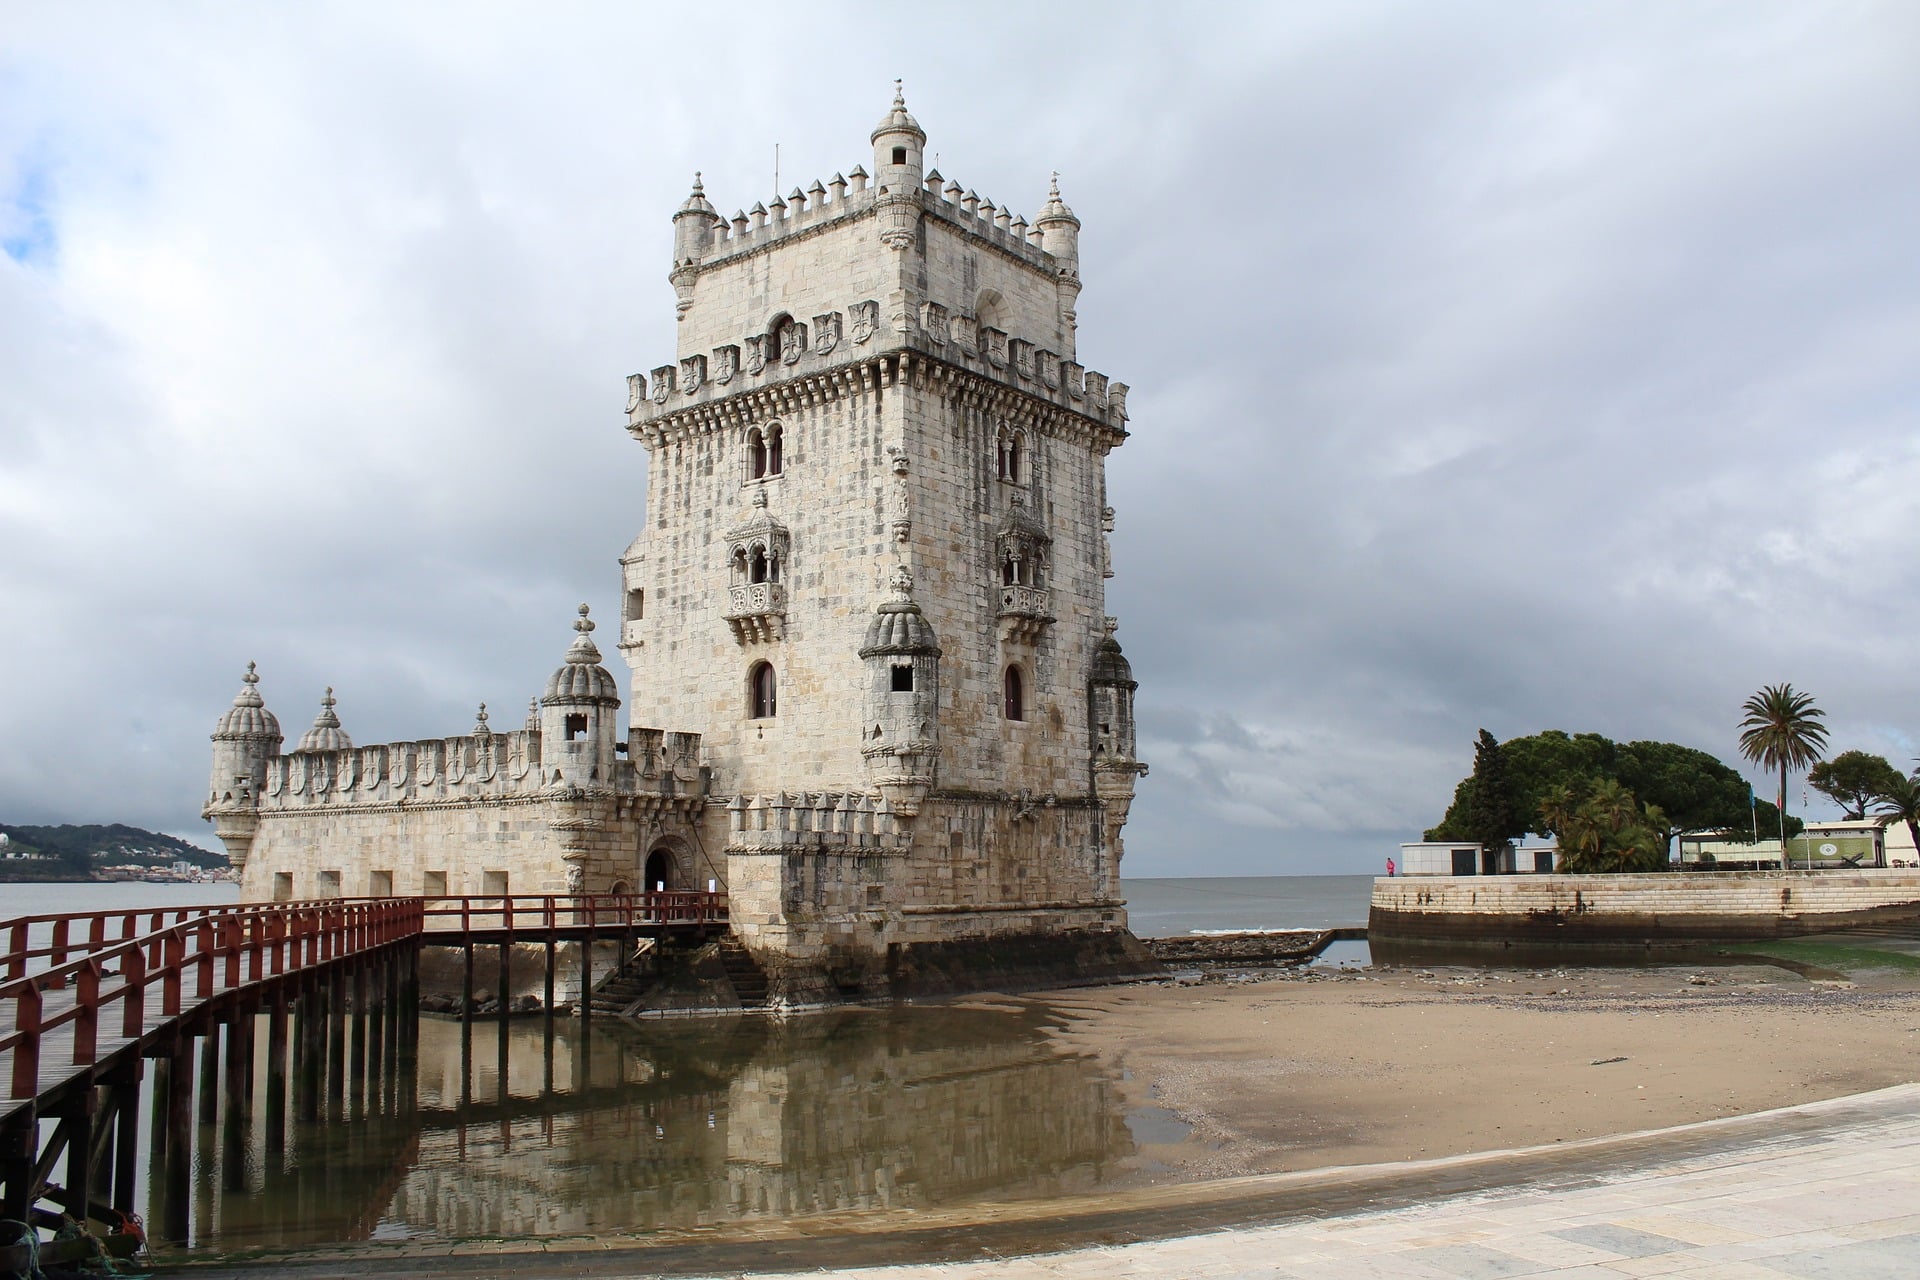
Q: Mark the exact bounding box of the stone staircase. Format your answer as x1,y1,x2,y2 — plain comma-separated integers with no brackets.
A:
588,941,660,1016
717,937,769,1008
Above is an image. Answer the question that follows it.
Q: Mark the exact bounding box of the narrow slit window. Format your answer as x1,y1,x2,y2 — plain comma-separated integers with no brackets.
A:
1003,666,1025,721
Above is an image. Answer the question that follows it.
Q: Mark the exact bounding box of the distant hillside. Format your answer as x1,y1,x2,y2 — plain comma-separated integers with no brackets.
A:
0,823,228,880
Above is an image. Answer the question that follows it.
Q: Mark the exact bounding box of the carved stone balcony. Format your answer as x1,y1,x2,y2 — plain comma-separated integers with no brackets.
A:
725,581,787,644
996,583,1053,644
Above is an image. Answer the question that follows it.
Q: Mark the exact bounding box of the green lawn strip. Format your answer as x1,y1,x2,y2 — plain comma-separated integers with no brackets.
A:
1734,940,1920,977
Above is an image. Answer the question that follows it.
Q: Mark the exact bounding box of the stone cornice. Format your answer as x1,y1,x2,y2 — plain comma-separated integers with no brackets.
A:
629,349,1127,453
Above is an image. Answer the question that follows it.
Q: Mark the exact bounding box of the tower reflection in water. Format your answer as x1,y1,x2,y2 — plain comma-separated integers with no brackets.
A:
163,1005,1134,1250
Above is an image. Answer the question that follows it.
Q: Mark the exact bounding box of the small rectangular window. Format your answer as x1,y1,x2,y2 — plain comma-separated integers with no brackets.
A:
891,664,914,692
317,869,342,899
625,588,645,621
369,870,393,898
565,713,588,740
892,147,907,164
483,870,509,898
272,872,293,902
423,870,448,898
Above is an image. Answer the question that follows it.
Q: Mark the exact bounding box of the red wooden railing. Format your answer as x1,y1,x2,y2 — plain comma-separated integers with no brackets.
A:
419,891,728,936
2,898,424,1101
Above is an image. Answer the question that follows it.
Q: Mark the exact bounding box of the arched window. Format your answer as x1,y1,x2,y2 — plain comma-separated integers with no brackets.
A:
1003,666,1025,722
749,662,777,719
1008,430,1026,483
746,427,767,480
995,426,1010,481
749,545,770,584
766,423,783,476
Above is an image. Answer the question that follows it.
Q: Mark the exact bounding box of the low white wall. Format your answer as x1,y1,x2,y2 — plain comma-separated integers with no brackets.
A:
1370,870,1920,945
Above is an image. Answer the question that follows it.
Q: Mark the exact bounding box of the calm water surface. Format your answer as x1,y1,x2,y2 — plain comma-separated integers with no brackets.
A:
5,876,1367,1251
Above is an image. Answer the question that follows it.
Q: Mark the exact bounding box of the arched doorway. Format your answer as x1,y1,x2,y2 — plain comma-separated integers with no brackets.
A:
643,848,675,894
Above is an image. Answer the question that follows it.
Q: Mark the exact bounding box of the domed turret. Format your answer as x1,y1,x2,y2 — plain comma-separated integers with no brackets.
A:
861,568,941,818
669,173,721,319
1036,173,1083,356
540,604,621,787
1088,619,1142,767
204,662,282,870
213,662,282,744
872,81,925,251
295,687,353,753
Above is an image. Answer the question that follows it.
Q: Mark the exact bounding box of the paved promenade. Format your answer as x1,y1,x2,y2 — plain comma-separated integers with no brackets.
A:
179,1085,1920,1279
749,1089,1920,1279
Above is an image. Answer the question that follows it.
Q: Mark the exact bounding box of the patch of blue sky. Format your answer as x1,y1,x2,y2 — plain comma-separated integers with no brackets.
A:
3,156,57,266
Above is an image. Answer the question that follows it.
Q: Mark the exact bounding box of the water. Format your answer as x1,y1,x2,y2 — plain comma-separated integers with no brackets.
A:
4,876,1374,1253
1120,874,1371,937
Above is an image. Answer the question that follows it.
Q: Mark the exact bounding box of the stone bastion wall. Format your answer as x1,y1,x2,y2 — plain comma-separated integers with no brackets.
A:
1370,871,1920,947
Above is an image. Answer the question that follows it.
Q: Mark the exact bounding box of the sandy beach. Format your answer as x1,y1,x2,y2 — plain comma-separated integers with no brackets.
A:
1023,958,1920,1183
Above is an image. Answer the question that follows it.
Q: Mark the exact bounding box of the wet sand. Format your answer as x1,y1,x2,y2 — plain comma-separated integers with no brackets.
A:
1025,960,1920,1181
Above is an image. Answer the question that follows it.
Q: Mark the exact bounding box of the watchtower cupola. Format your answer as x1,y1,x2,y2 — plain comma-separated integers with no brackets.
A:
539,604,622,787
859,567,942,818
203,662,282,870
294,688,353,753
670,174,722,319
870,80,926,192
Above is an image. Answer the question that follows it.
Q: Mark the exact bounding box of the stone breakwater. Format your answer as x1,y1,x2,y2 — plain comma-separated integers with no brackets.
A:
1370,871,1920,948
1143,930,1355,966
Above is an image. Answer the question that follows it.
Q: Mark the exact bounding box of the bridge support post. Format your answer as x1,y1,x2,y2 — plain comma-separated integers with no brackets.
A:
196,1024,220,1129
110,1061,141,1216
162,1035,192,1244
266,994,288,1153
220,1007,252,1193
326,972,347,1120
0,1105,33,1224
350,966,369,1120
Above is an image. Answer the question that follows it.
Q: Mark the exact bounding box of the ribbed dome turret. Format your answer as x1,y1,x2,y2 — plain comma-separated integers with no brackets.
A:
1037,172,1079,229
213,663,282,741
295,687,353,753
1090,634,1135,688
860,567,941,656
542,604,621,705
870,81,925,144
677,173,717,219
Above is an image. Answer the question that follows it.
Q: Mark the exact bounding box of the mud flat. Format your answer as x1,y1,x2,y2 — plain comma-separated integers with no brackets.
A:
1031,956,1920,1181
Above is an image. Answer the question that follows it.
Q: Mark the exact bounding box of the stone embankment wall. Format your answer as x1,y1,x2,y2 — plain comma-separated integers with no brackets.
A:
1370,871,1920,947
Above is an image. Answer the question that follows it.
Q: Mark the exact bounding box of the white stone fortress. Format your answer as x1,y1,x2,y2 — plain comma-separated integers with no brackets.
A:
205,88,1150,1001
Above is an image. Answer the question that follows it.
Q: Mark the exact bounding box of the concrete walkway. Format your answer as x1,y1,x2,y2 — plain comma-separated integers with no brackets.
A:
176,1086,1920,1278
747,1086,1920,1280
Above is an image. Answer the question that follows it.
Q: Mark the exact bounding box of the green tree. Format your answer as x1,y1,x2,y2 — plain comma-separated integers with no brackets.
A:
1809,751,1903,820
1537,777,1668,873
1872,770,1920,866
1613,740,1754,856
1429,730,1760,861
1459,729,1522,859
1737,684,1830,866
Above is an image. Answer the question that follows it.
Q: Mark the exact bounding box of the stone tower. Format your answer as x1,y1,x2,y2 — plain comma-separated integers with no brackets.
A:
620,88,1149,998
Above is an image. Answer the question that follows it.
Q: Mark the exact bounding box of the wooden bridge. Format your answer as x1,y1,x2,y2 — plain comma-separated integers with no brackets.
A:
0,891,727,1255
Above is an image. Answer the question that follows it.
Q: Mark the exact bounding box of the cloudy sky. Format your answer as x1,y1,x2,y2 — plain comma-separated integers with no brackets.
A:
3,3,1916,876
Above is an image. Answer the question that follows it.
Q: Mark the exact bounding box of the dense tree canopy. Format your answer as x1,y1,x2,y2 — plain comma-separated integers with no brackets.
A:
1809,750,1904,820
1426,730,1795,861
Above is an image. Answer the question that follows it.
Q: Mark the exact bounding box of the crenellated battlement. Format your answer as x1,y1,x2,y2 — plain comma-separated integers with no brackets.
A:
684,164,1060,275
724,790,911,853
250,724,705,814
625,298,1128,439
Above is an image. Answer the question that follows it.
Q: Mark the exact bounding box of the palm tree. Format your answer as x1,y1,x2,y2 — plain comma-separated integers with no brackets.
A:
1737,684,1830,868
1873,771,1920,869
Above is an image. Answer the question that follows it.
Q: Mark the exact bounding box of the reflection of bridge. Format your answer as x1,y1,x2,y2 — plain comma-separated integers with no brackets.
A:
0,892,728,1252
